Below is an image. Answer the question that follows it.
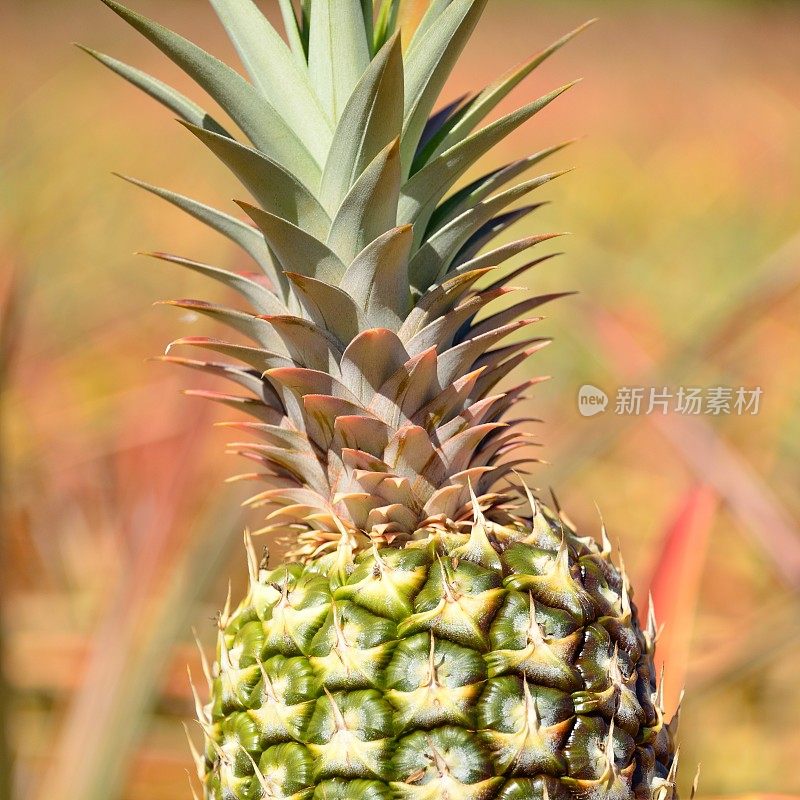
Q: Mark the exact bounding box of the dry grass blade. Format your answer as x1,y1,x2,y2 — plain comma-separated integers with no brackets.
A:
701,231,800,358
643,485,718,713
0,263,24,386
691,596,800,696
32,398,248,800
34,489,248,800
0,261,25,800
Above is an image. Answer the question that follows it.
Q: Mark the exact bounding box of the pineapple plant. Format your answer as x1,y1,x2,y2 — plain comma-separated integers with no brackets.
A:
85,1,680,797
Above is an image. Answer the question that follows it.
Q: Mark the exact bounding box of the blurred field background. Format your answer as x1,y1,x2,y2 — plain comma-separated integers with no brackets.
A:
2,0,800,798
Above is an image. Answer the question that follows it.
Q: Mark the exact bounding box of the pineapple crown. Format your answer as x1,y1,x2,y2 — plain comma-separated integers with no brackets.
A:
84,0,589,559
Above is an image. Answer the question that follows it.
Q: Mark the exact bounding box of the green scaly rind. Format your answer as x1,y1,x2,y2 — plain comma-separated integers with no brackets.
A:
199,510,676,799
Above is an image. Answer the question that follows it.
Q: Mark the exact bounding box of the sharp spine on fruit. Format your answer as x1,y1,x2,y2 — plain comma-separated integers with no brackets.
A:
192,627,213,690
690,763,701,799
187,665,210,727
185,769,201,800
183,722,205,780
243,528,258,585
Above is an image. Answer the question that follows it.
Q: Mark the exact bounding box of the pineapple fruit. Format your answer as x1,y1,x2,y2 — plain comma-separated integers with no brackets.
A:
87,0,680,797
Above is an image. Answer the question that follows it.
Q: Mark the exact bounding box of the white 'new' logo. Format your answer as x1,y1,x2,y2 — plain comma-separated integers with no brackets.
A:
577,384,608,417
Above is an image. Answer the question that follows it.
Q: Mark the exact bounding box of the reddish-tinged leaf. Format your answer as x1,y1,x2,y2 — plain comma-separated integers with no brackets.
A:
642,485,718,714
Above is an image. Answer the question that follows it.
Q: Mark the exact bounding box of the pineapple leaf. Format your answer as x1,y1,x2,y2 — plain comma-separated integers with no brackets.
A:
405,0,452,50
452,232,564,276
415,93,471,161
409,172,565,291
308,0,371,122
208,0,333,163
454,205,548,267
341,329,410,406
115,174,276,276
473,337,551,382
400,0,487,176
411,368,484,430
429,140,575,233
385,425,441,487
467,291,577,340
230,424,318,454
161,299,283,351
76,45,231,138
361,0,375,54
183,124,331,240
439,422,505,476
141,252,285,315
266,366,361,405
284,273,370,345
158,355,268,397
237,202,346,286
185,389,283,423
100,0,321,188
399,267,492,341
399,82,578,233
167,336,289,373
262,315,343,374
404,287,508,355
479,252,563,294
327,139,401,265
369,348,439,428
341,225,413,331
430,21,594,159
306,396,371,430
320,34,404,215
330,414,391,456
411,98,477,174
373,0,401,51
276,0,307,66
437,320,535,387
228,441,330,494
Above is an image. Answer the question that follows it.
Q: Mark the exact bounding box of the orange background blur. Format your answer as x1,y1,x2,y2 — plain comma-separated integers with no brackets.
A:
2,1,800,799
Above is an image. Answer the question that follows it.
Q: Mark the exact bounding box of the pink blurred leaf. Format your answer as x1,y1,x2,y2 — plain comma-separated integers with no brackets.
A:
642,485,718,714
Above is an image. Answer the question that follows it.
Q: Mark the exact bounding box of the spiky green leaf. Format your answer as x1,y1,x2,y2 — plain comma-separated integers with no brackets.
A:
428,140,574,232
341,329,410,405
409,172,563,290
327,140,402,264
429,21,593,159
285,273,370,345
100,0,321,187
143,252,285,315
183,124,330,241
116,175,276,277
77,45,230,137
320,34,404,214
238,202,346,285
341,226,413,331
208,0,332,163
399,82,577,231
400,0,487,174
308,0,371,121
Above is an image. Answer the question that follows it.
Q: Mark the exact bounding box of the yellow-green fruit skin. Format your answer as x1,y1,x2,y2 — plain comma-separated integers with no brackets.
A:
200,509,677,800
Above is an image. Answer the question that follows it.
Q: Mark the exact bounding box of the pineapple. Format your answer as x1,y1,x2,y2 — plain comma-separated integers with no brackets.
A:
86,1,680,798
